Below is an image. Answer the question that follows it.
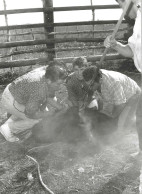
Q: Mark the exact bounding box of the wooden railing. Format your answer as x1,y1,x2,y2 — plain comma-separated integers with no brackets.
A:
0,1,128,69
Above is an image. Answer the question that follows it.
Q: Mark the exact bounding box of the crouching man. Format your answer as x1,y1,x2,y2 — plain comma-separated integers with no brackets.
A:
0,64,67,142
82,66,141,129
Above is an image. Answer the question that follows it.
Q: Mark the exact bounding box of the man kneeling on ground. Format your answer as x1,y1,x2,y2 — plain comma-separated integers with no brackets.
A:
0,64,67,142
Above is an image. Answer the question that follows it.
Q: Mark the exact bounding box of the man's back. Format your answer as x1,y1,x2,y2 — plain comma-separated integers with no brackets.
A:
101,69,140,105
9,69,48,105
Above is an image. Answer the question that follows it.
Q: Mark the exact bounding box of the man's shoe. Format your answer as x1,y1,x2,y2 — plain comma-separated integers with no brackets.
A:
0,124,19,142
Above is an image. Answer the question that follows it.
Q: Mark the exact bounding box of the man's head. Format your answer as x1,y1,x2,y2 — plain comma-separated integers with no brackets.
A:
48,60,65,69
115,0,139,19
82,66,102,91
72,57,91,72
45,65,67,91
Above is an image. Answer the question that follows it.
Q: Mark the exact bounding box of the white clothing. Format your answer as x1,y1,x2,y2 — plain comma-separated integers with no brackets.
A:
128,9,142,72
1,84,40,134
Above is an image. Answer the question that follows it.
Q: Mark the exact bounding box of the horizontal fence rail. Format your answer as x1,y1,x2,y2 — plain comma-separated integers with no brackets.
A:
0,38,109,48
0,2,129,69
0,5,120,15
0,46,107,59
0,27,128,37
0,37,127,49
0,54,126,69
0,20,127,31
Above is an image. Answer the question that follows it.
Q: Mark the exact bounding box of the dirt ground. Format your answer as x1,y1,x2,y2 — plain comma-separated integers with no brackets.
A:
0,82,141,194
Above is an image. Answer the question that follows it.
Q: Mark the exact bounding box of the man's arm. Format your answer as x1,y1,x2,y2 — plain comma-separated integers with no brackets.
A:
24,91,58,120
24,99,54,119
104,35,133,58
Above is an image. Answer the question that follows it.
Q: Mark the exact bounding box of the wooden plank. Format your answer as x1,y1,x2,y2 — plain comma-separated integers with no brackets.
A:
0,5,120,15
0,39,46,48
0,38,108,48
0,20,127,31
53,20,127,27
0,54,126,69
0,27,128,37
0,37,127,48
0,45,105,58
0,23,44,31
0,57,49,68
43,0,55,60
0,8,43,15
45,5,120,12
57,54,126,63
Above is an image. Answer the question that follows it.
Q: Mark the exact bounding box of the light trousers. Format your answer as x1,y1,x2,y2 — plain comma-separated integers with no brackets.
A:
1,84,40,134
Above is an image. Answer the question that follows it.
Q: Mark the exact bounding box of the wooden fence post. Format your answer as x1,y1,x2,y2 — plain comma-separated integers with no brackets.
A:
90,0,95,55
42,0,55,61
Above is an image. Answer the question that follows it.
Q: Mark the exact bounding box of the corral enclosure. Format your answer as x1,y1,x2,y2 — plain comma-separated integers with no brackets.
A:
0,0,137,73
0,1,141,194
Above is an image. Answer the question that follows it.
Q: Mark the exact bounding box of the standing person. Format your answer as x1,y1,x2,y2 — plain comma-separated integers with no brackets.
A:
0,65,67,142
104,0,142,154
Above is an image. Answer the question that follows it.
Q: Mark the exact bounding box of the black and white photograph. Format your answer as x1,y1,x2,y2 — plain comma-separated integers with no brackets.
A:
0,0,141,193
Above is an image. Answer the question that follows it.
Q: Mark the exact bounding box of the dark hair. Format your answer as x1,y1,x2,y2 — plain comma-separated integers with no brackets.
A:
82,66,102,82
72,57,88,68
48,60,65,68
115,0,125,2
45,65,67,82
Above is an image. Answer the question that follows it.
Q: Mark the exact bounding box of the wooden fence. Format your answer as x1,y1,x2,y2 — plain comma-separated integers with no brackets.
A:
0,0,129,69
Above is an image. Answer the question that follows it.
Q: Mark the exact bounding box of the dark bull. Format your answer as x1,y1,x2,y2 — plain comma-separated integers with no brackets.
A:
32,107,118,144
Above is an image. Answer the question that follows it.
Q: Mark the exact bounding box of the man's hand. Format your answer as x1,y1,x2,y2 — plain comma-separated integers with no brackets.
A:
47,98,63,111
33,108,55,119
87,99,98,110
104,35,117,48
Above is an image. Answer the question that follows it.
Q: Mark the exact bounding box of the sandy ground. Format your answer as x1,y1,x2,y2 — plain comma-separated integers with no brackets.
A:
0,86,141,194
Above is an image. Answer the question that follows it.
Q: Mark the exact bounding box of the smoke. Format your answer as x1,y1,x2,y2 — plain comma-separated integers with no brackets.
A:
32,105,136,160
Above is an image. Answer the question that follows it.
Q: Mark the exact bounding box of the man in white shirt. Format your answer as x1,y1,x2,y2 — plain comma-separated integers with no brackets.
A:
104,0,142,155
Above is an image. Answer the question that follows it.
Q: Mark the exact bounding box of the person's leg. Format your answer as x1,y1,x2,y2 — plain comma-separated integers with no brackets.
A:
0,85,19,142
7,115,39,134
124,90,141,129
117,92,140,131
136,92,142,152
0,85,40,142
118,105,132,130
